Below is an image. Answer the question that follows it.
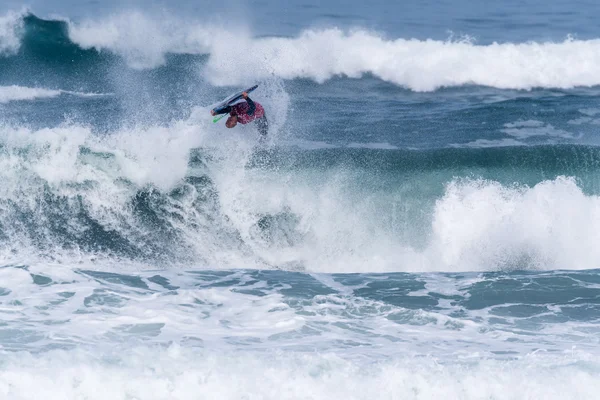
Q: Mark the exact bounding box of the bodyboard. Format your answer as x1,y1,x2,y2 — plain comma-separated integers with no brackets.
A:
212,85,258,115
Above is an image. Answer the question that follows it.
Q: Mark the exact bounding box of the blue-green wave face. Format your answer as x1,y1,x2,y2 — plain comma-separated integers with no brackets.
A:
0,11,600,273
1,132,600,272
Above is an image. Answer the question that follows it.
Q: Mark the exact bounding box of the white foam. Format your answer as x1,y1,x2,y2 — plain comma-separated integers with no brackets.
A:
0,85,111,103
428,176,600,271
451,138,526,148
0,73,296,268
579,108,600,116
0,10,23,55
0,347,598,400
218,166,600,272
0,85,61,103
501,119,574,139
0,252,597,400
347,142,399,150
0,119,214,266
568,117,595,125
67,11,242,70
205,30,600,91
29,10,599,90
569,111,600,126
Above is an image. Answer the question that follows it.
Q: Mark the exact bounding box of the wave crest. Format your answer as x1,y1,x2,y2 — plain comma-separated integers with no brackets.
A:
3,11,600,90
67,11,231,69
0,10,24,55
206,29,600,90
0,119,598,273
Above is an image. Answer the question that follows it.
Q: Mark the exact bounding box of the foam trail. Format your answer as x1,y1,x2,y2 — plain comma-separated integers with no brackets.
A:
0,86,61,103
0,86,113,103
0,10,23,55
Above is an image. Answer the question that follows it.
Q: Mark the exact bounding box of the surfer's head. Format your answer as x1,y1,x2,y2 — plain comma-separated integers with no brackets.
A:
226,115,238,128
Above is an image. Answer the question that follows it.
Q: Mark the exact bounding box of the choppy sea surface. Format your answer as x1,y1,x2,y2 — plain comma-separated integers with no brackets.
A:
0,1,600,398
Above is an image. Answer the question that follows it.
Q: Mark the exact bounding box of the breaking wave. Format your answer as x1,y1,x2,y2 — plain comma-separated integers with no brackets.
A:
2,12,600,90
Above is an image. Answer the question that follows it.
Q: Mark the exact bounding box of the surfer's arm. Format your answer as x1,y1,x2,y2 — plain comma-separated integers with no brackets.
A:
244,95,256,116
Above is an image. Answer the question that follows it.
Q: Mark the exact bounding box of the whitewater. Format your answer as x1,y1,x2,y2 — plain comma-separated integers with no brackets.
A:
1,2,600,399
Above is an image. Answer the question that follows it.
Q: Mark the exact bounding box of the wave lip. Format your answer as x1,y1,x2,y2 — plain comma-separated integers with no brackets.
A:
0,9,24,55
66,11,235,69
0,119,600,272
207,29,600,90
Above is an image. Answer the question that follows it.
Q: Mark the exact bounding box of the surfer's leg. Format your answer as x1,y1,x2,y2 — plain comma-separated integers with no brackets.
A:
256,115,268,137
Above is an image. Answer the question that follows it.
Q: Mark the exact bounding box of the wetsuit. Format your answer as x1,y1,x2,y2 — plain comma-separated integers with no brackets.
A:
216,96,268,136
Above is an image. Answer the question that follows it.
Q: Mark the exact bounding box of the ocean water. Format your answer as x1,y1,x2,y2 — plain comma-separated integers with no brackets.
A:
0,1,600,398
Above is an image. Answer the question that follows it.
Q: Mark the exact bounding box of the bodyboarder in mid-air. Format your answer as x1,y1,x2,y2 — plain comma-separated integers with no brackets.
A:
211,92,268,136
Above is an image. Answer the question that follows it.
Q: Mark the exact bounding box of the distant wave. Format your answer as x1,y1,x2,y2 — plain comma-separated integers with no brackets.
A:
2,12,600,90
0,12,230,69
66,11,224,69
205,30,600,90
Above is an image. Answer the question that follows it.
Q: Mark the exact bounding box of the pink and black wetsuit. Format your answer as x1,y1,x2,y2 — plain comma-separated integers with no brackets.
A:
216,96,268,136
